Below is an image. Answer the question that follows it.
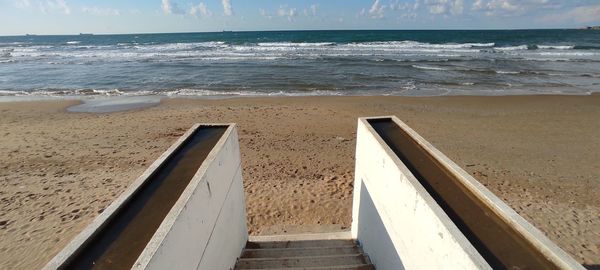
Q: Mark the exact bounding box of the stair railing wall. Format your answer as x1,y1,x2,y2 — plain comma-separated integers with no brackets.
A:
351,116,489,270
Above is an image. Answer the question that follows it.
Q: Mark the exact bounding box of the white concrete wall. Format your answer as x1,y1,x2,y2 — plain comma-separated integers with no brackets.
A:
134,125,247,270
352,116,584,270
44,124,248,270
351,117,491,270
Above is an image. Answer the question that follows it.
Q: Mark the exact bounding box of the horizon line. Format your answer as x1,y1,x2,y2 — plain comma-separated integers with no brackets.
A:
0,27,591,37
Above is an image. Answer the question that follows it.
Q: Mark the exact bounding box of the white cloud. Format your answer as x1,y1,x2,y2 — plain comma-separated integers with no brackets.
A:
161,0,172,14
81,6,120,16
359,0,385,19
389,0,414,11
471,0,558,16
483,0,519,16
422,0,463,16
368,0,385,18
263,4,317,20
429,4,446,14
303,4,318,17
38,2,47,14
450,0,464,15
161,0,184,15
472,0,484,10
161,0,170,14
258,8,273,19
57,0,69,14
45,0,70,14
189,2,211,17
222,0,232,16
389,0,399,11
386,0,419,20
13,0,31,9
488,0,519,12
277,5,297,21
13,0,71,15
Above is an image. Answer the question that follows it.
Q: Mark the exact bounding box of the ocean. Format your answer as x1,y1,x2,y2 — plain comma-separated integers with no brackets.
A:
1,30,599,98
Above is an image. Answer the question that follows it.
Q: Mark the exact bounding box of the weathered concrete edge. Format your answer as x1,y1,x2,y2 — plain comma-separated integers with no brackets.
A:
353,117,490,270
132,124,239,269
385,115,583,269
194,165,247,270
41,123,205,270
249,231,352,242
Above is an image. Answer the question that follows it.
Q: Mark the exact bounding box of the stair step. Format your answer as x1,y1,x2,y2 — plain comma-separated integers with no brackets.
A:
235,254,370,269
242,246,360,258
236,264,375,270
246,239,355,249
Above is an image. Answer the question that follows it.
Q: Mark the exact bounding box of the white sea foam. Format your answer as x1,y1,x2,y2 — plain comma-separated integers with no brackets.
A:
66,41,81,45
347,41,494,49
134,42,226,52
3,40,599,69
5,40,596,64
496,70,520,74
163,88,346,97
4,88,361,98
0,42,30,46
495,45,528,51
411,65,448,71
0,90,29,96
537,45,574,50
0,49,13,57
537,51,596,57
15,89,127,96
257,42,334,47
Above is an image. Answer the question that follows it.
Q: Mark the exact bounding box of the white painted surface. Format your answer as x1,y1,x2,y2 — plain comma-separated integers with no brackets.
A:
44,124,248,270
351,116,584,270
380,116,584,270
43,124,205,270
134,125,247,270
351,117,491,270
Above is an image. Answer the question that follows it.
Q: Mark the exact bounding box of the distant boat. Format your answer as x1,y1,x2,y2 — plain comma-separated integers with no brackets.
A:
79,33,94,36
25,34,37,36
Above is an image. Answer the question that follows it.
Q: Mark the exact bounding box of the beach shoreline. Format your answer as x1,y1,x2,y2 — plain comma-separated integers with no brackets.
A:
0,95,599,269
2,90,599,114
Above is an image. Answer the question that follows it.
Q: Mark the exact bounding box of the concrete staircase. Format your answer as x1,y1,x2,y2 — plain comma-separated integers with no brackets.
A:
234,233,375,270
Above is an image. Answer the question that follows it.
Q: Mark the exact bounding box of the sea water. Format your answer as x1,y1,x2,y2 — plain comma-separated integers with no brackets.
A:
1,30,599,97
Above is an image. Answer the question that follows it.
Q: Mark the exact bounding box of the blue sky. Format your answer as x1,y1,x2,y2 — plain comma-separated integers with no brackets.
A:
1,0,600,35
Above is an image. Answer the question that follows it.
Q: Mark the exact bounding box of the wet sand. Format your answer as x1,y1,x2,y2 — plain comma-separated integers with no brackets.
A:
0,95,599,269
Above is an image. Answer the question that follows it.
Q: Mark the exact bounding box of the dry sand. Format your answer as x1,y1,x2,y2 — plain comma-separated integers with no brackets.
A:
0,95,599,269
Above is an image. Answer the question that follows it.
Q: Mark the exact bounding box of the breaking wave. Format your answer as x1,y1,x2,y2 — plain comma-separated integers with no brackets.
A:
2,40,595,64
1,31,599,98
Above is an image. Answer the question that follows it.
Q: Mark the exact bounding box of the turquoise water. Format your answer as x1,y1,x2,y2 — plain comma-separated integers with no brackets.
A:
1,30,599,97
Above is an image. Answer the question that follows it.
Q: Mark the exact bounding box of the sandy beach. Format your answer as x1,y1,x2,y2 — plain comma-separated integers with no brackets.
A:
0,95,599,269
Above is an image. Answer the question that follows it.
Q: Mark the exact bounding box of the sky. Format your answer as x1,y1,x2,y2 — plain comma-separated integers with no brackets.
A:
1,0,600,35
